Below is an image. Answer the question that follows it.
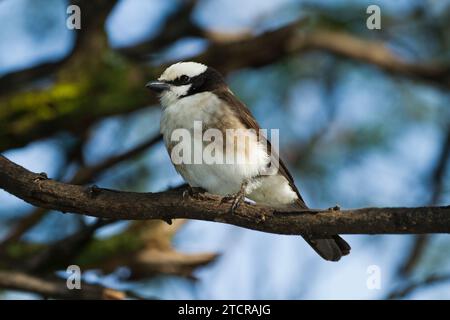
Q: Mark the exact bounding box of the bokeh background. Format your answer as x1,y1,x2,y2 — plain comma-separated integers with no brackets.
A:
0,0,449,299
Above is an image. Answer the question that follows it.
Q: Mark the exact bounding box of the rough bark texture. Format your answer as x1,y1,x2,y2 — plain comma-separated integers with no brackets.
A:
1,155,449,237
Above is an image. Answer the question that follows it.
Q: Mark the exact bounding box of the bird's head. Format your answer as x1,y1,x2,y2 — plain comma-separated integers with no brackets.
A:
146,61,226,107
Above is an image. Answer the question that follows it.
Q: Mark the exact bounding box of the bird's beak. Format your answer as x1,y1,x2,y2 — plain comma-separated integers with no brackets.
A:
145,81,170,93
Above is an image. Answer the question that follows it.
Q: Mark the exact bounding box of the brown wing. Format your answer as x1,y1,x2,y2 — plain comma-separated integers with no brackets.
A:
213,88,307,207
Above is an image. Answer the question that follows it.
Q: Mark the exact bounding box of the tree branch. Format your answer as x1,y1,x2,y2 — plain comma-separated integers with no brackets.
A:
117,0,202,60
0,135,218,281
75,220,219,280
70,134,162,184
0,134,161,248
1,155,449,236
194,21,449,88
397,124,450,276
288,30,449,88
0,0,119,95
0,270,125,300
23,219,114,273
2,18,448,152
387,274,450,299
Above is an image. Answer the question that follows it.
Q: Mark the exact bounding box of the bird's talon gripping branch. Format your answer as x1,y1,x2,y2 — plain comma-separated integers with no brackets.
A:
183,186,207,200
221,182,247,214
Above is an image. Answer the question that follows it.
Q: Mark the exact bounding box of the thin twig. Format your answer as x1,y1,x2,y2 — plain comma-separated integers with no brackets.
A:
0,270,126,300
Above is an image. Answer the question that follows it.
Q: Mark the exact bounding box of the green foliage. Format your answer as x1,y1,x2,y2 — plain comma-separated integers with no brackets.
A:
75,229,143,267
0,49,154,151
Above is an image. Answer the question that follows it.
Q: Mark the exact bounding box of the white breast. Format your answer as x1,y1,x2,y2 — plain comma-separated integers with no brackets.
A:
160,92,218,141
160,92,271,196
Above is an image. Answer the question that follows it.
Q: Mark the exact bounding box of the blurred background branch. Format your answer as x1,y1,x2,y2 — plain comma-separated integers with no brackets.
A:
0,270,127,299
397,124,450,278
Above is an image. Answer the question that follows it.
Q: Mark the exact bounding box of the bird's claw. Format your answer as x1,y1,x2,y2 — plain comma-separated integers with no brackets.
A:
221,190,245,214
183,186,207,200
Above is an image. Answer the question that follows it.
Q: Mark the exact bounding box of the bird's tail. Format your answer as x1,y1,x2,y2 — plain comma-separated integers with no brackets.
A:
292,199,351,261
302,235,351,261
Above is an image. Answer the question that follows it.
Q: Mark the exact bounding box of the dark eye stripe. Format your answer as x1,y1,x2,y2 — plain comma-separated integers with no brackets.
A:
167,75,190,86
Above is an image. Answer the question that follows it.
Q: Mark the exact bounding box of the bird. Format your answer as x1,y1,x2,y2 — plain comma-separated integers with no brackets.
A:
146,61,350,261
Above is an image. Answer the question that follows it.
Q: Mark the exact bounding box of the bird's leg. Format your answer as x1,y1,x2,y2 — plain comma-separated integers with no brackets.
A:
183,185,207,200
221,181,248,214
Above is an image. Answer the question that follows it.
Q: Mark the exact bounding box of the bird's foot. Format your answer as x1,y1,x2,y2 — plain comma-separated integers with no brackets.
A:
183,186,207,200
221,188,246,215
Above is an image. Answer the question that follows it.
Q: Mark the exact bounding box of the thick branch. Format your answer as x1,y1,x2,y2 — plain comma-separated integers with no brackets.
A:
0,134,161,248
1,155,449,236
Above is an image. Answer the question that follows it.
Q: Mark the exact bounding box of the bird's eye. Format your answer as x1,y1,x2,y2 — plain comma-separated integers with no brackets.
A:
179,75,190,83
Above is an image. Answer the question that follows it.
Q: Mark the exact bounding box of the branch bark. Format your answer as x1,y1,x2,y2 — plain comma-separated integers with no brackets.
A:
0,136,218,281
1,155,449,236
0,134,162,248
